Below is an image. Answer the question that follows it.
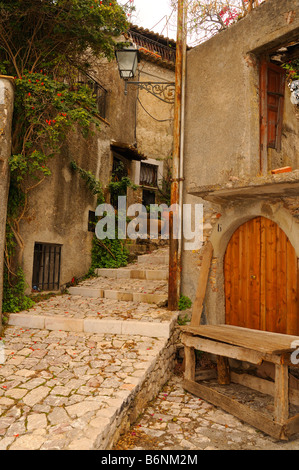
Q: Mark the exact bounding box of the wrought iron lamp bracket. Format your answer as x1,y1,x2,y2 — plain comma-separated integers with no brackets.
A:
125,81,175,104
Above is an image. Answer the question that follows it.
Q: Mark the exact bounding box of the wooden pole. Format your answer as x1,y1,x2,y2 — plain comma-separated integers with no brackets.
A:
168,0,184,311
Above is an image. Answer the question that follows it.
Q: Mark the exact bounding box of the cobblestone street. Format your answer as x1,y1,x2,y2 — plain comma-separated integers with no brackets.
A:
1,248,299,451
114,373,299,451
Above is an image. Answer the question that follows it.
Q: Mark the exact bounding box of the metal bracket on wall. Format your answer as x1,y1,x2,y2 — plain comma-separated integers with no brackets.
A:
125,81,175,104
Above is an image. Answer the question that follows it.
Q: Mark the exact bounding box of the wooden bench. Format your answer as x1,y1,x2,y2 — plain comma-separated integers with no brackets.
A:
181,324,299,440
180,241,299,440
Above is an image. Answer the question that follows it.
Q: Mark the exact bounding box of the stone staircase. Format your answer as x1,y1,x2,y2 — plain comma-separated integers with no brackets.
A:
8,247,174,338
67,249,168,306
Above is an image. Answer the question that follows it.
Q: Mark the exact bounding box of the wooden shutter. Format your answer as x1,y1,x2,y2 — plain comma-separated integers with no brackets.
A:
267,63,285,151
260,60,285,173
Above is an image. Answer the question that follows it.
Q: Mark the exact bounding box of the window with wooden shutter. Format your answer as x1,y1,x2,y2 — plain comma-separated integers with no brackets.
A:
267,63,285,150
260,60,285,173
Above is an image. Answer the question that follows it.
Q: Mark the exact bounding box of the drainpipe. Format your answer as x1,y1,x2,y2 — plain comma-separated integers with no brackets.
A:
168,0,185,311
177,2,187,299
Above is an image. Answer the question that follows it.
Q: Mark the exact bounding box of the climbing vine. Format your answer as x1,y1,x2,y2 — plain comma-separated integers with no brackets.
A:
70,161,133,273
0,0,130,313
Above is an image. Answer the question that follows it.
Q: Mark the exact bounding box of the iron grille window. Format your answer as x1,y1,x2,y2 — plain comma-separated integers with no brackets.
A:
76,71,108,119
32,243,62,291
140,163,158,187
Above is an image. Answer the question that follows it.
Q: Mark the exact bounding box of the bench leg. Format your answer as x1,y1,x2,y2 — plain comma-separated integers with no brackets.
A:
184,346,196,381
217,356,230,385
274,363,289,424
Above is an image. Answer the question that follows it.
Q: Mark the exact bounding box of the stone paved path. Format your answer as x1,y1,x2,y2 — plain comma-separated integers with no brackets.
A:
114,372,299,451
0,325,171,450
0,247,178,450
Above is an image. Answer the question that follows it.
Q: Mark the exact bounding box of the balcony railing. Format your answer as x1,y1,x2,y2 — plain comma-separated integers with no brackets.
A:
128,30,176,63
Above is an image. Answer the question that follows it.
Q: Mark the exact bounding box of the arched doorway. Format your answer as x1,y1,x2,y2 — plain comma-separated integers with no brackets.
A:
224,216,299,335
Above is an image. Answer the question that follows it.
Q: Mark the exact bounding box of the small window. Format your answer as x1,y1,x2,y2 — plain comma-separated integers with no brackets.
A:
260,61,285,171
88,211,96,232
140,162,158,187
32,243,62,291
266,64,285,150
142,189,156,207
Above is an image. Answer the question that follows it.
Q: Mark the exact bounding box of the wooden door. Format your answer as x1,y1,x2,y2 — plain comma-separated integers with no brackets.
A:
224,217,299,335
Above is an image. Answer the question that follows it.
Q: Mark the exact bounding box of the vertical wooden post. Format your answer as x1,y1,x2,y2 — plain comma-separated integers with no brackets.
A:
184,346,196,382
274,363,289,424
217,356,231,385
190,241,213,327
168,0,184,311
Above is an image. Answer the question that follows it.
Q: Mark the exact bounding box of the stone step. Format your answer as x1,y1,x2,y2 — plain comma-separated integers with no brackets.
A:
8,312,176,338
95,267,168,281
126,244,148,254
137,253,169,265
67,286,167,305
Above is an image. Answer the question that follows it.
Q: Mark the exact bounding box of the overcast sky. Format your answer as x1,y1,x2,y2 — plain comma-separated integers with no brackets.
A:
119,0,177,39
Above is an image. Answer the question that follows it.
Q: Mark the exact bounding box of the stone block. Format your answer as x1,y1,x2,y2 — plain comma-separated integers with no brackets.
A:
95,269,117,279
44,316,84,332
116,270,131,279
121,321,170,338
145,270,168,280
8,314,45,329
117,291,133,301
103,290,119,300
130,269,146,279
84,319,122,335
68,287,103,298
133,293,168,304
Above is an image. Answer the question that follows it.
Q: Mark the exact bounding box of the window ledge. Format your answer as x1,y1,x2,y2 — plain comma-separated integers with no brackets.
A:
188,170,299,204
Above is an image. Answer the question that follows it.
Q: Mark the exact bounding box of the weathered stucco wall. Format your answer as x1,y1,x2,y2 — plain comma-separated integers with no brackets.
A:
0,77,14,324
19,59,138,292
136,60,174,163
181,0,299,321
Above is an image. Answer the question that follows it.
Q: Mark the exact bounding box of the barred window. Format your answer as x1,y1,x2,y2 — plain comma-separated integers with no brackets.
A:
140,163,158,187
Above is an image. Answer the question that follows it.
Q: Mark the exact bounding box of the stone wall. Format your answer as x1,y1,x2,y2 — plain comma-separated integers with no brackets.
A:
95,325,180,450
181,0,299,322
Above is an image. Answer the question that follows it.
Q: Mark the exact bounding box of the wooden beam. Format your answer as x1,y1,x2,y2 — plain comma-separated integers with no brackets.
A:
181,332,268,365
195,369,217,381
231,371,299,407
274,364,289,424
190,241,213,327
184,346,196,381
217,356,230,385
183,378,288,441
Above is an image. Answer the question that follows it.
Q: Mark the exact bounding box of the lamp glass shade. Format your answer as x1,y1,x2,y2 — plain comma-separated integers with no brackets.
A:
115,46,138,80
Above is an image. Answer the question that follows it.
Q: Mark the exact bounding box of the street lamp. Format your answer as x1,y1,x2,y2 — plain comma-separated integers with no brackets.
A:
115,43,139,80
115,43,175,104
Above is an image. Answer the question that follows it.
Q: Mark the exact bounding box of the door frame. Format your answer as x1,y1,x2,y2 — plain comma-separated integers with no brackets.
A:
205,201,299,327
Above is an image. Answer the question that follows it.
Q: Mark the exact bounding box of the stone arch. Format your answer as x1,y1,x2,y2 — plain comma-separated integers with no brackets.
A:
204,200,299,326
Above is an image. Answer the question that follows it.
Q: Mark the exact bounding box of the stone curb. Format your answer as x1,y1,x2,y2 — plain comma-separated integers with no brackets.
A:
137,254,169,265
68,287,168,305
7,313,178,338
95,268,168,281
